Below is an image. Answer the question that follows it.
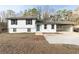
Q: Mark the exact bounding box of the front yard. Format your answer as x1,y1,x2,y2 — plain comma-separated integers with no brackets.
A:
0,33,79,53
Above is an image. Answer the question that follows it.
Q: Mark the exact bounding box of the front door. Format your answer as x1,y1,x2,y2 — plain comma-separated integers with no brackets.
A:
37,25,40,31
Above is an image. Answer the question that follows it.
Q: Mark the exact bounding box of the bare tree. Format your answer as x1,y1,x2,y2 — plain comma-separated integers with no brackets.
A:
6,10,16,17
0,11,7,22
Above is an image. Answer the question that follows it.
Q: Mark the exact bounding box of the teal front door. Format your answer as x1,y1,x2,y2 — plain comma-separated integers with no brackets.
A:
37,25,40,31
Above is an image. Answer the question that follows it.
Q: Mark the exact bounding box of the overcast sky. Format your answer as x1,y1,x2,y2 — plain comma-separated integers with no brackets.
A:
0,5,78,13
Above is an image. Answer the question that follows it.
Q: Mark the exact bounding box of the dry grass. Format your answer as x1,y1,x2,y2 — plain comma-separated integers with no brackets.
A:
0,33,79,54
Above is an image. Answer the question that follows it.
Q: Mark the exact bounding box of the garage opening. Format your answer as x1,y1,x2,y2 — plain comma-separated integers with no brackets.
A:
56,24,71,32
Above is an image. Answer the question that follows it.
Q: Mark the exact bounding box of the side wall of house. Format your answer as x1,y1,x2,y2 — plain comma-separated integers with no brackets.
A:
8,19,36,33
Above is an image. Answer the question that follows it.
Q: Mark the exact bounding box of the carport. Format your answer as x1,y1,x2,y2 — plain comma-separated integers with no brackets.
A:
54,20,75,32
56,24,73,32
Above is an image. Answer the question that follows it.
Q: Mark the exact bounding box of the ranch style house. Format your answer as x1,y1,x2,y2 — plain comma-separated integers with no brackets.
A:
6,16,75,33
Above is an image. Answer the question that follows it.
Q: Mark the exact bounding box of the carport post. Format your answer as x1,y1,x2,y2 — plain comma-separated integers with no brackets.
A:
70,25,73,32
54,24,57,32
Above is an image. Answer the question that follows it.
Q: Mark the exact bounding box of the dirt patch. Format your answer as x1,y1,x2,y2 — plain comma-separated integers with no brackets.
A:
0,33,79,54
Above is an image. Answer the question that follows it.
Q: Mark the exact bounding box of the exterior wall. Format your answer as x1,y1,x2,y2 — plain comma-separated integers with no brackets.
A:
40,24,56,32
8,19,73,33
8,19,36,33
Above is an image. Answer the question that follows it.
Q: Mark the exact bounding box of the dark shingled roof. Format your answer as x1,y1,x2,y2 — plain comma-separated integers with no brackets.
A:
36,19,75,25
42,20,75,25
6,16,38,20
6,16,75,25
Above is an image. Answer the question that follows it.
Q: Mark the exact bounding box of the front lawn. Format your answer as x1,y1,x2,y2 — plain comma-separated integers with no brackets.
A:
0,33,79,53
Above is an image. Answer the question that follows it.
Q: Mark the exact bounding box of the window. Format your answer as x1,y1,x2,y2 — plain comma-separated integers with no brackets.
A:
13,28,16,32
11,19,17,25
26,19,32,25
51,25,54,29
27,28,31,32
44,24,47,29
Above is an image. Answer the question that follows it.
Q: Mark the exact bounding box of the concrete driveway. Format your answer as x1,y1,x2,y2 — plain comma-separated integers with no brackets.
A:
44,32,79,45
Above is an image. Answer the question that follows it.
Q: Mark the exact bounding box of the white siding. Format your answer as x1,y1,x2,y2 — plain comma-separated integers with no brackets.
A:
8,19,73,33
8,19,36,33
40,24,56,32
